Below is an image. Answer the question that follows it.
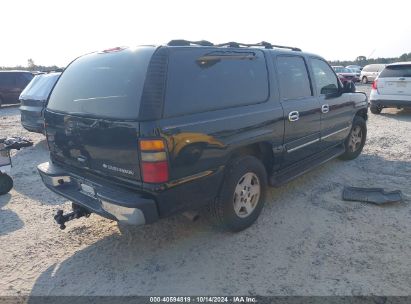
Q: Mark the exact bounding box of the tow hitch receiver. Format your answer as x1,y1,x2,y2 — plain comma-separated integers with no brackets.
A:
54,206,91,230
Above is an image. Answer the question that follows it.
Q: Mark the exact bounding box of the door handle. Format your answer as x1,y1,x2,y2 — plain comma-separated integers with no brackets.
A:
399,77,405,81
288,111,299,122
321,104,330,114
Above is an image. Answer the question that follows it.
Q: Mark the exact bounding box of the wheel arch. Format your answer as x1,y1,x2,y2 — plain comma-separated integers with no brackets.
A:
355,108,368,121
228,142,274,177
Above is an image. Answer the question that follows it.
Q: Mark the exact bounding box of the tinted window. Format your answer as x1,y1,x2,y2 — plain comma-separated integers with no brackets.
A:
311,58,339,95
164,49,268,117
47,47,155,119
16,73,32,87
276,56,311,99
0,73,15,86
379,65,411,78
20,73,60,100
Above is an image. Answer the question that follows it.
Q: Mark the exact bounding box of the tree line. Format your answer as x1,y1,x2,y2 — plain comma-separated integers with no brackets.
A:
329,52,411,67
0,59,63,72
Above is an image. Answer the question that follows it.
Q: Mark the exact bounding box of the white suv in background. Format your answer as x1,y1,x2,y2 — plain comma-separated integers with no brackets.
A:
370,62,411,114
360,64,386,84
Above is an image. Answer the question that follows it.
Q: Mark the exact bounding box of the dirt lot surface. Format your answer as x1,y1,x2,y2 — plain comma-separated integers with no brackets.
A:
0,85,410,296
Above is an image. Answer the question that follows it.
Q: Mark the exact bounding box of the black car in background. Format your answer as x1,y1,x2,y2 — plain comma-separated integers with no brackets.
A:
19,72,61,133
0,71,34,107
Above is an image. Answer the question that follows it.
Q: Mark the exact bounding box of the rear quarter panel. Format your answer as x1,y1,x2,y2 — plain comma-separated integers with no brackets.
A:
139,51,285,215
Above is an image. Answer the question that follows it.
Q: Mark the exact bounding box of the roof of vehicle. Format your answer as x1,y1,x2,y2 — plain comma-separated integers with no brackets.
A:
386,61,411,66
36,71,61,77
363,63,386,67
0,70,33,73
92,41,324,62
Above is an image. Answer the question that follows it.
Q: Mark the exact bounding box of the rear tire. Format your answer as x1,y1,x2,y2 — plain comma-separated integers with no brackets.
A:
339,116,367,161
361,76,368,84
0,97,3,109
208,156,267,232
0,174,13,195
370,105,382,114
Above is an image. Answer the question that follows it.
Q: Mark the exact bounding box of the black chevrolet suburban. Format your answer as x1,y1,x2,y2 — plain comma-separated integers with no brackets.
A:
38,41,368,232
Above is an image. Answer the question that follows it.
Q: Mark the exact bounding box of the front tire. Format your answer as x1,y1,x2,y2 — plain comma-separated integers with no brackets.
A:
208,156,267,232
339,116,367,161
0,174,13,195
362,76,368,84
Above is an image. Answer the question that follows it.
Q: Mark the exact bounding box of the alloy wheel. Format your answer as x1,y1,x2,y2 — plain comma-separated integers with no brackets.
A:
348,126,363,152
233,172,261,218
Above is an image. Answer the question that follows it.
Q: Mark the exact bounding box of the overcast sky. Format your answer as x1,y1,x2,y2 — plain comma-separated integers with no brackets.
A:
1,0,410,67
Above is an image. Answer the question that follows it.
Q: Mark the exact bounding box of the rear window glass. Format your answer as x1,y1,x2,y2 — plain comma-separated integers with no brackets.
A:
164,49,269,117
20,73,60,100
379,65,411,78
47,47,155,119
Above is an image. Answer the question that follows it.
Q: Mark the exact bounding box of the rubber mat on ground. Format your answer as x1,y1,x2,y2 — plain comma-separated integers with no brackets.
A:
343,187,403,205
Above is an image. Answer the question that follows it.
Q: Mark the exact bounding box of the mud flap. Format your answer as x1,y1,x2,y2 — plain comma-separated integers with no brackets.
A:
343,187,403,205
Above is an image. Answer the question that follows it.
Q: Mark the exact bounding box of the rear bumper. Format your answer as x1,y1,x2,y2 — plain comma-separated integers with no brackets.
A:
37,162,159,225
370,99,411,108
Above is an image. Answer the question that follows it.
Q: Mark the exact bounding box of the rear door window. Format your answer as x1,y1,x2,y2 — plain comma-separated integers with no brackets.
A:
379,65,411,78
164,48,269,117
276,56,312,100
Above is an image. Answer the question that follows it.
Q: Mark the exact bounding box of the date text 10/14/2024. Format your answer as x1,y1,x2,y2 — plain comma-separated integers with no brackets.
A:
149,296,257,303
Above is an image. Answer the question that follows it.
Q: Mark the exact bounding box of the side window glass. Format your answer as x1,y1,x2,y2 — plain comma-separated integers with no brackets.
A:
164,49,269,117
276,56,312,100
0,74,15,86
311,58,339,95
16,74,30,87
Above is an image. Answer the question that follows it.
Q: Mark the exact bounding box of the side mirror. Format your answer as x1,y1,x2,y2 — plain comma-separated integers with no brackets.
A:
343,81,356,93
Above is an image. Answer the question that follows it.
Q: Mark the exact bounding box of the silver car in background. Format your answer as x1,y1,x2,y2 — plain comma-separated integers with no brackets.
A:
369,62,411,114
360,64,386,84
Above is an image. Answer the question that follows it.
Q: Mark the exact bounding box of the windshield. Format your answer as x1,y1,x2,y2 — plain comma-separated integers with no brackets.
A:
20,73,60,100
47,46,156,120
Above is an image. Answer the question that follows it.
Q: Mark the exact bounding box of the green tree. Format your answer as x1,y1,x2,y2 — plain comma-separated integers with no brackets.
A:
27,58,36,70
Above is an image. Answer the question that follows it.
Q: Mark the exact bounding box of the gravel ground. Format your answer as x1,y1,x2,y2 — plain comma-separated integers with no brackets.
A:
0,84,410,296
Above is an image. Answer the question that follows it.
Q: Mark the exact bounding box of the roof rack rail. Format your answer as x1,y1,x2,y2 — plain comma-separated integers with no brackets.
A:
167,40,214,47
166,40,301,51
216,41,301,51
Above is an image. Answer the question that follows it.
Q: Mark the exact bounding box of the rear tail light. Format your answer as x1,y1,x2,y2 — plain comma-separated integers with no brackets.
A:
372,80,378,90
139,139,169,183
